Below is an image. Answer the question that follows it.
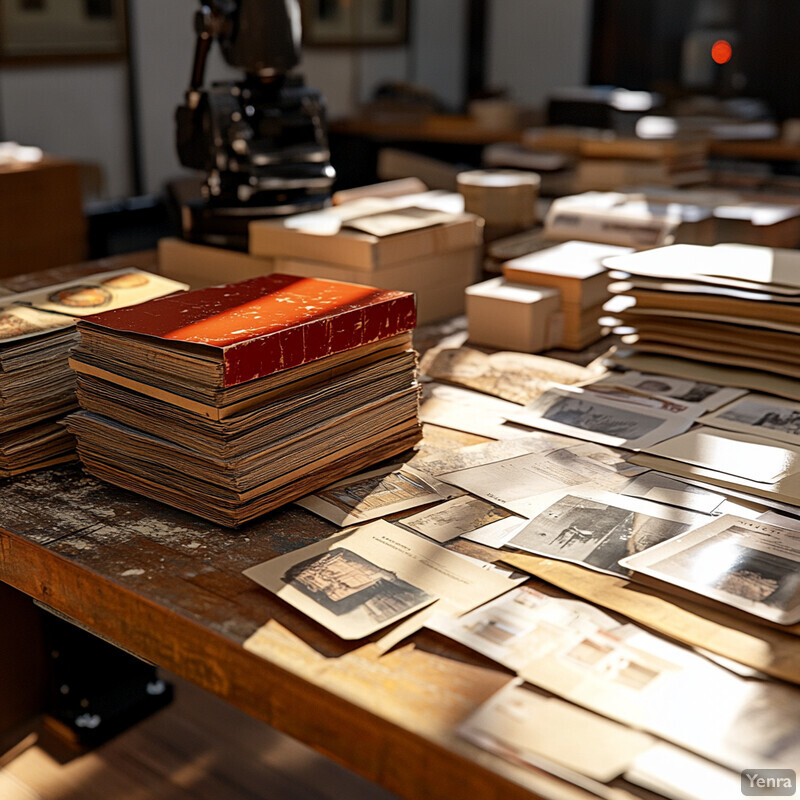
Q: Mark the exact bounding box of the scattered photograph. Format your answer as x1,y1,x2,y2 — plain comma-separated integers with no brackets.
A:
507,386,704,450
282,547,433,624
586,370,747,411
296,464,455,526
49,285,111,309
25,269,188,317
566,635,662,691
508,491,703,578
620,515,800,624
399,495,513,543
700,394,800,447
244,519,525,640
101,271,150,289
621,471,725,515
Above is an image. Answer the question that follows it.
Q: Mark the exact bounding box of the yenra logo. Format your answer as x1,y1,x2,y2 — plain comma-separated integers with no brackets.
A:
741,769,796,797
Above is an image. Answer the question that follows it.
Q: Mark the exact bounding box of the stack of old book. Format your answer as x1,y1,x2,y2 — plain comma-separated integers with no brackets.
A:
606,242,800,380
573,136,709,192
0,269,187,476
66,273,421,526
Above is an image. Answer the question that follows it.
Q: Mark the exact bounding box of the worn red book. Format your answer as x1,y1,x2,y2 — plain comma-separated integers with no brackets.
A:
75,274,417,387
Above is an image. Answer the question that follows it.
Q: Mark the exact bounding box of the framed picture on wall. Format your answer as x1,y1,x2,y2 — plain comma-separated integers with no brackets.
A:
301,0,408,46
0,0,127,62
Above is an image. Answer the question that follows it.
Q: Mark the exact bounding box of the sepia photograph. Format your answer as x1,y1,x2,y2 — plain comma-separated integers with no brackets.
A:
297,464,454,526
282,547,433,624
244,520,523,640
399,494,512,543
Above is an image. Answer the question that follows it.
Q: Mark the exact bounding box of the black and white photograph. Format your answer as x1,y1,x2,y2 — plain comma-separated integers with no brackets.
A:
507,385,704,450
620,516,800,624
508,491,701,577
587,370,747,411
296,464,454,526
700,394,800,447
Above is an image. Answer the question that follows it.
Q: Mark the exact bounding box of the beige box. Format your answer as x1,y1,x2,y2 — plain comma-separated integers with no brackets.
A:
158,237,274,288
275,247,480,325
457,169,539,242
250,211,483,270
466,277,563,352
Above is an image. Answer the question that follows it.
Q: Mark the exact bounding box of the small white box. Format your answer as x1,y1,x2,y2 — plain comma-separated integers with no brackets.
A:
466,277,563,352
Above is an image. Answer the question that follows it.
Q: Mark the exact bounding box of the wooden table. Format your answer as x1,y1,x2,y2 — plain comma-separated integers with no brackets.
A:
0,456,614,800
0,251,603,799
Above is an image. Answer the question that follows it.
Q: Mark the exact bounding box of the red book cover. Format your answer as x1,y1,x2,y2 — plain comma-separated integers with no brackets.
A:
77,274,416,387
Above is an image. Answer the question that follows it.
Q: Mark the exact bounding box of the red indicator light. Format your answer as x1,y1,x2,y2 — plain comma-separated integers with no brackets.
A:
712,39,733,64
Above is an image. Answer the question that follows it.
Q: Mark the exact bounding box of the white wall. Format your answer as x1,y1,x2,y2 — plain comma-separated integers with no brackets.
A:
0,1,592,201
0,61,131,198
487,0,592,108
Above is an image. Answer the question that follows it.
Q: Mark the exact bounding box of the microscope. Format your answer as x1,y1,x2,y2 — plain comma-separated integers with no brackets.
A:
175,0,335,249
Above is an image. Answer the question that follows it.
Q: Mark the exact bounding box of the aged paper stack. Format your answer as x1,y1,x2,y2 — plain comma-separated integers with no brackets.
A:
66,274,422,526
607,242,800,381
0,269,187,476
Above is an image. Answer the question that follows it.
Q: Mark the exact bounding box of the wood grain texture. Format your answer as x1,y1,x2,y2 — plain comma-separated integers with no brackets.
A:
0,464,603,800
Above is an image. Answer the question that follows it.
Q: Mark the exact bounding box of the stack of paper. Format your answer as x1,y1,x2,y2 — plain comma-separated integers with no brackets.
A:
607,243,800,381
66,274,422,527
502,240,632,349
0,269,187,476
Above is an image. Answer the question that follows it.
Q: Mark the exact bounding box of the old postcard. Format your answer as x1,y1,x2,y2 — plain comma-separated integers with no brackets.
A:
295,464,458,526
508,490,708,578
439,447,628,518
0,304,74,344
620,515,800,625
620,471,726,515
428,583,800,771
700,393,800,447
585,369,747,411
398,494,515,543
459,679,655,785
506,385,704,451
25,269,188,317
243,520,524,640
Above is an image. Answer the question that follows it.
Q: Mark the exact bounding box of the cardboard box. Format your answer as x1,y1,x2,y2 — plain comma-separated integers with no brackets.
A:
158,237,274,288
0,158,86,277
466,277,563,352
275,248,480,324
457,169,539,242
161,237,480,324
249,208,483,270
